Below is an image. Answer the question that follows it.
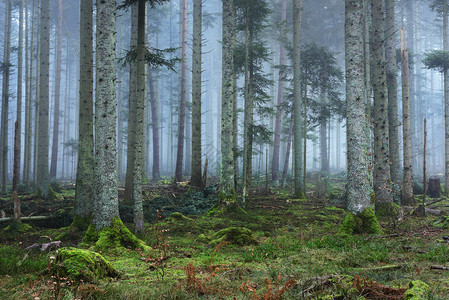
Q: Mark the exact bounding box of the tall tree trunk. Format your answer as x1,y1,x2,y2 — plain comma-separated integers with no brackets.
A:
175,0,187,183
93,0,119,229
148,68,160,180
444,1,449,196
364,0,373,188
345,0,372,214
293,0,304,198
281,112,294,187
74,0,94,224
401,28,415,205
371,0,392,205
220,0,237,203
37,0,50,199
132,0,146,234
16,0,24,184
271,0,287,185
320,112,328,173
0,0,12,194
12,122,20,222
50,0,62,178
191,0,202,188
124,4,138,203
386,0,400,202
242,8,254,206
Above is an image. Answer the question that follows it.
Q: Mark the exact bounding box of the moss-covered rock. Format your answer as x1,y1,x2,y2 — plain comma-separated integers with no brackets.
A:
338,207,383,235
168,212,193,222
196,233,210,243
53,247,119,282
209,227,258,246
82,217,150,252
2,221,35,239
403,280,430,299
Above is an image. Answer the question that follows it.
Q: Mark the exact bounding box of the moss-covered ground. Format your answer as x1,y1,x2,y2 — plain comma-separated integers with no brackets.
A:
1,179,449,299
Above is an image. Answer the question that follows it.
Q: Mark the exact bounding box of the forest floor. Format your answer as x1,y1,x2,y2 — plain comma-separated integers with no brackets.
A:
1,176,449,299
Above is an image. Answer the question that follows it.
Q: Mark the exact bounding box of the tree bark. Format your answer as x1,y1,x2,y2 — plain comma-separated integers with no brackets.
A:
401,28,415,206
148,68,160,180
371,0,392,204
191,0,203,188
220,0,236,202
12,122,20,222
175,0,187,183
93,0,119,229
293,0,304,198
271,0,287,185
444,1,449,196
386,0,400,201
37,0,50,199
50,0,63,178
0,0,12,194
16,0,24,185
345,0,372,214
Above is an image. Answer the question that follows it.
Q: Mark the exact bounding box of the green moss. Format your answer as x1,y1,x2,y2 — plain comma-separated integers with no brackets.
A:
338,207,383,235
434,215,449,228
81,217,150,252
404,280,430,299
375,202,400,218
71,214,92,231
209,227,258,246
206,200,247,218
53,247,119,282
196,234,210,243
168,212,192,222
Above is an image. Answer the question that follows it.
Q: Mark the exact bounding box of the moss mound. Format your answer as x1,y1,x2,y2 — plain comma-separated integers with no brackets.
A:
53,247,119,282
82,217,150,252
404,280,430,299
206,201,247,219
375,202,400,218
2,221,35,239
168,212,193,222
338,207,383,235
209,227,258,246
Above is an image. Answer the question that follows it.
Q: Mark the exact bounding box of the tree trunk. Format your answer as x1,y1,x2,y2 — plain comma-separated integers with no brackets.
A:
37,0,50,199
293,0,304,198
175,0,187,183
0,0,12,194
444,1,449,196
12,122,20,222
386,0,400,202
220,0,237,203
74,0,94,222
401,28,415,206
364,0,373,188
124,4,138,203
16,0,24,185
320,108,328,173
271,0,287,185
345,0,372,214
93,0,119,229
371,0,392,205
50,0,62,179
428,176,441,198
281,112,294,187
191,0,202,188
148,68,160,180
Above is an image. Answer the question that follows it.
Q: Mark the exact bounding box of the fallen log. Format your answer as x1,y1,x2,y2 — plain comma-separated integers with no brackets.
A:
0,216,52,223
430,265,449,271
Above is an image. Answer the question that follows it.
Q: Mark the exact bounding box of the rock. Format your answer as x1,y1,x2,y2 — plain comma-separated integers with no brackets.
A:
53,247,119,282
209,227,258,246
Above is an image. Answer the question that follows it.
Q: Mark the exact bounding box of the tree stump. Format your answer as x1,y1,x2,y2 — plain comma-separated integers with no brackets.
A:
428,176,441,198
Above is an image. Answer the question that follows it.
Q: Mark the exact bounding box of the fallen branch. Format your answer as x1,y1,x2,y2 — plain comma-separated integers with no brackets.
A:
0,216,52,223
430,265,449,271
25,241,61,251
355,265,402,272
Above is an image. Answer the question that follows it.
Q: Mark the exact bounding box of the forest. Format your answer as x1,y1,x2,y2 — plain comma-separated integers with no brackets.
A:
1,0,449,298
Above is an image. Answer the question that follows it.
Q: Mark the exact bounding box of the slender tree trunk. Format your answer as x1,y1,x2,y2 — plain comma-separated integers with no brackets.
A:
175,0,187,183
320,112,328,173
444,1,449,196
220,0,237,202
148,68,160,180
272,0,287,185
401,28,415,205
281,112,294,187
0,0,12,194
12,122,20,222
293,0,304,198
37,0,50,199
50,0,62,178
371,0,392,205
132,0,146,234
191,0,202,188
364,0,373,188
16,0,24,184
93,0,119,229
74,0,94,222
345,0,372,214
124,4,138,203
386,0,400,202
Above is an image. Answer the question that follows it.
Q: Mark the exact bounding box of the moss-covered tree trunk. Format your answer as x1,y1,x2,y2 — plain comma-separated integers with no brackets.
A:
293,0,304,198
93,0,119,229
371,0,392,208
74,0,94,227
342,0,381,235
